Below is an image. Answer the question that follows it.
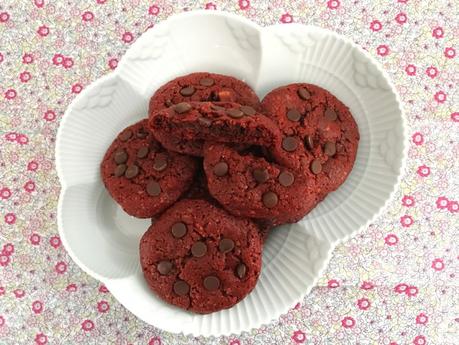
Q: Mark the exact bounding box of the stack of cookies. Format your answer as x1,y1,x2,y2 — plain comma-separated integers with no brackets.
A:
100,72,359,313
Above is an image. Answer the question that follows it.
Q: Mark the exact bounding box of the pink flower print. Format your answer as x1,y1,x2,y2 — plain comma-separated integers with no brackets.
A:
431,258,445,271
395,12,407,24
37,25,49,37
425,66,438,78
417,165,430,177
30,233,41,245
405,64,416,76
0,188,12,200
81,319,95,331
71,83,83,94
28,161,39,171
432,27,444,39
280,13,293,23
369,20,382,32
239,0,250,10
413,335,426,345
63,57,74,69
444,47,456,59
376,45,390,57
436,196,449,209
434,91,447,103
448,200,458,213
34,0,45,8
341,316,356,328
402,195,415,207
412,132,424,145
400,215,413,227
4,88,17,100
55,261,67,274
356,298,371,310
99,284,109,293
108,58,118,70
451,112,459,122
205,2,217,10
416,313,428,325
0,52,4,63
82,11,94,22
360,281,374,290
0,12,10,23
384,234,399,246
32,300,44,314
0,315,4,326
22,53,34,64
96,0,106,3
327,279,340,288
97,300,110,313
17,134,29,145
24,180,36,193
52,53,64,65
2,243,14,256
20,71,32,82
148,337,162,345
13,289,25,298
0,254,10,267
394,283,408,293
406,285,419,297
292,330,306,343
43,110,56,121
122,32,134,44
4,213,16,225
327,0,340,9
0,286,5,295
35,332,48,345
66,283,77,292
49,235,61,249
5,132,17,142
148,5,160,15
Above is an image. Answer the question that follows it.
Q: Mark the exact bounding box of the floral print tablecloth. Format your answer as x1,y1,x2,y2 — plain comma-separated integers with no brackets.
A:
0,0,458,344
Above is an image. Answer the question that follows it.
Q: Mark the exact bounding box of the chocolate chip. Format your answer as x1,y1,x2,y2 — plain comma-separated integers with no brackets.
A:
240,105,256,116
137,146,149,159
114,150,128,164
278,171,294,187
253,168,269,183
124,165,139,179
236,263,247,279
226,108,244,119
171,222,187,238
174,102,192,114
114,164,127,177
199,77,215,86
146,180,161,196
165,99,173,107
262,191,278,208
136,128,148,138
118,130,132,142
213,162,228,177
287,109,301,122
153,155,168,171
219,238,234,253
210,104,226,112
198,117,212,127
173,280,189,295
157,260,173,275
310,159,322,174
298,87,311,100
325,108,337,121
324,142,336,156
191,241,207,257
305,135,314,150
282,136,298,152
179,86,195,96
203,276,220,291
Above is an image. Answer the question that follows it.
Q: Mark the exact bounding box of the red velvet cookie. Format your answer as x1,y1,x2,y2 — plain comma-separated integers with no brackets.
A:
261,83,359,195
203,143,318,225
100,119,198,218
139,199,262,314
149,102,285,159
149,72,260,113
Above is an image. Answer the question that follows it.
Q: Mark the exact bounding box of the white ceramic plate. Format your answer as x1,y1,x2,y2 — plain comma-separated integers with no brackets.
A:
56,10,407,337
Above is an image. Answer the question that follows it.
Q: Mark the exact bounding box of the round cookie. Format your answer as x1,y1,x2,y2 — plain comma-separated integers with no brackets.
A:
203,143,318,225
100,119,198,218
149,101,286,160
139,199,262,314
262,83,359,195
149,72,260,113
